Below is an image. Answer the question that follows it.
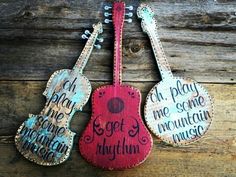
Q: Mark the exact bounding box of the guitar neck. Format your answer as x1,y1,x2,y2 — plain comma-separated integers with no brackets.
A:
73,30,99,74
112,2,125,86
140,7,173,80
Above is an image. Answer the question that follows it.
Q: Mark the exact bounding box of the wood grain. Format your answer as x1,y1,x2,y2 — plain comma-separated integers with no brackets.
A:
0,143,236,177
0,81,235,175
0,0,235,83
0,0,235,176
0,81,235,153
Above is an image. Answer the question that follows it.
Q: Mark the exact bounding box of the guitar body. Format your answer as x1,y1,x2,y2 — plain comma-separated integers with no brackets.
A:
43,69,91,109
79,84,152,169
144,77,213,145
15,114,75,165
15,22,103,165
15,69,92,165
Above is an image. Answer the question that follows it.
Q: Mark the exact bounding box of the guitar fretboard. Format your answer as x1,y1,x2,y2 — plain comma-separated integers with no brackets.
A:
138,5,173,80
73,28,99,74
112,2,125,86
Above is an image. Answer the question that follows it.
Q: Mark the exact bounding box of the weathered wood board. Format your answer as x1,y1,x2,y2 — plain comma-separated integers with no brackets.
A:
0,0,235,176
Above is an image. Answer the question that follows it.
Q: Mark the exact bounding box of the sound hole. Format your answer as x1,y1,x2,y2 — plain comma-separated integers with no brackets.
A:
107,97,124,113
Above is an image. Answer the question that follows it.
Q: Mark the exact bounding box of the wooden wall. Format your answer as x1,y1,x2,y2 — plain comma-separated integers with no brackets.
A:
0,0,235,176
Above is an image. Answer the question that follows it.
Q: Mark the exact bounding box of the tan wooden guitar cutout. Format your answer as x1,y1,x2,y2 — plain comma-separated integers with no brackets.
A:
137,4,213,146
15,22,103,165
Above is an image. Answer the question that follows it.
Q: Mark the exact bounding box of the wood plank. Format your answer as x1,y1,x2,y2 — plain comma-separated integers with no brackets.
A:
0,0,235,176
0,39,235,83
0,81,235,155
0,143,235,177
0,0,235,83
0,0,235,30
1,28,236,46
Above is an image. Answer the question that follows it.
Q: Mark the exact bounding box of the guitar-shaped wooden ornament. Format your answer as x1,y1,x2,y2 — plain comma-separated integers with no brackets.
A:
79,2,153,170
137,4,213,146
15,22,103,166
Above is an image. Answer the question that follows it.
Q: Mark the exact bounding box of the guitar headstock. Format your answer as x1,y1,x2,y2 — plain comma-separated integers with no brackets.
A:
81,22,104,49
92,22,103,34
137,4,156,34
104,2,133,25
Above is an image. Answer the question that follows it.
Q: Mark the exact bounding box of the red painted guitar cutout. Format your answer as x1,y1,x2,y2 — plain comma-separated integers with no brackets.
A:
79,2,153,170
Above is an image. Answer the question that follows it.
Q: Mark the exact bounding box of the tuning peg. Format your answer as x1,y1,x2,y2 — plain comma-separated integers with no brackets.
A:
81,34,88,40
104,5,112,10
94,44,101,49
125,6,133,11
84,30,91,35
125,12,133,17
125,18,132,23
104,12,112,17
104,19,112,24
96,37,104,43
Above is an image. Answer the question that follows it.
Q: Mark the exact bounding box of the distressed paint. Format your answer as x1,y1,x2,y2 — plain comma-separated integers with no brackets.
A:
15,22,103,165
137,4,213,146
79,2,153,170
